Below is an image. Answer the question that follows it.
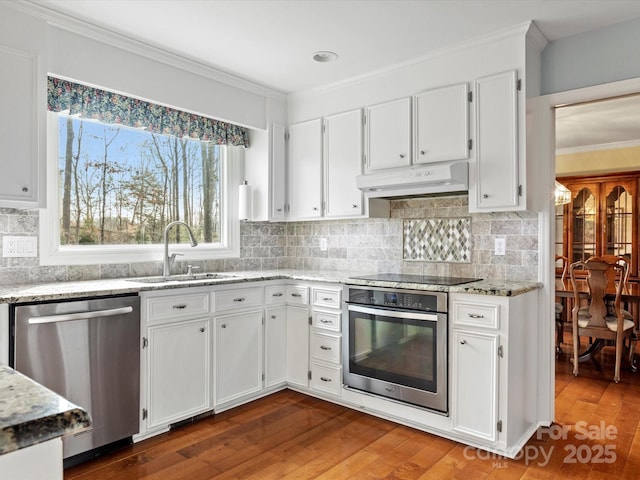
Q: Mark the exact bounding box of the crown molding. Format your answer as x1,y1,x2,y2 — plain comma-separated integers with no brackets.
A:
556,139,640,155
11,0,287,101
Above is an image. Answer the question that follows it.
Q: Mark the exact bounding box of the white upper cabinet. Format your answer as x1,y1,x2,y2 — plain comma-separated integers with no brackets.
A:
0,45,44,208
414,83,469,164
287,118,323,220
270,123,286,220
324,109,364,218
470,70,519,212
365,97,412,171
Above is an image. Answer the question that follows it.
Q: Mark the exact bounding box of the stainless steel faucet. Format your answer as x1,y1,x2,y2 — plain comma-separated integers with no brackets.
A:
163,221,198,277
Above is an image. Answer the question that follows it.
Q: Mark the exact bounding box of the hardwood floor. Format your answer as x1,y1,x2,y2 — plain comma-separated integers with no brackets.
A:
65,341,640,480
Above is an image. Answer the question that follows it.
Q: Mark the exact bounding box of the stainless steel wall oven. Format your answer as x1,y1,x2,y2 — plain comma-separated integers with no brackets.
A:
343,285,448,414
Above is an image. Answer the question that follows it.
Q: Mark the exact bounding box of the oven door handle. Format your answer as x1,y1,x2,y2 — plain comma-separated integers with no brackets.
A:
347,304,438,322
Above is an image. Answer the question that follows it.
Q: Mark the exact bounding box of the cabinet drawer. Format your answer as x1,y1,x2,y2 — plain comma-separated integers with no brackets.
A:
312,310,341,332
310,361,341,396
265,285,287,305
287,285,309,305
312,287,342,309
453,301,499,329
214,287,263,312
146,292,210,323
310,332,341,363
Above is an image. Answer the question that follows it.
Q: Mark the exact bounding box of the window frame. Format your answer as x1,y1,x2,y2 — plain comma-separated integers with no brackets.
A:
39,112,241,266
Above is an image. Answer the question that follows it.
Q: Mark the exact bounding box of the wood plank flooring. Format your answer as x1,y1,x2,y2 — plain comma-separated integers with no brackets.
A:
65,341,640,479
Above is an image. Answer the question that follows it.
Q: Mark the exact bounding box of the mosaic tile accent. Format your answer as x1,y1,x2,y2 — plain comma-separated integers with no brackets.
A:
403,218,471,262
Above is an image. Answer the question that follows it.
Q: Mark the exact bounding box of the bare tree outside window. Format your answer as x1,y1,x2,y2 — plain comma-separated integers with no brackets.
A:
57,115,221,246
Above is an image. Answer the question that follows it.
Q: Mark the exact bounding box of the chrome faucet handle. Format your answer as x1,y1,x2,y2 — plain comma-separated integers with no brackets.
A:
169,252,183,267
187,264,200,277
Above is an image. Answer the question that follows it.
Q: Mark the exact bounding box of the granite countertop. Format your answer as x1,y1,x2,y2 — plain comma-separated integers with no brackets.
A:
0,365,91,455
0,269,542,304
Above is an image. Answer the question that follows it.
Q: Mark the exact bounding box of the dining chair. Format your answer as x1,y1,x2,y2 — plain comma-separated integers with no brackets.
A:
555,255,569,355
569,257,636,383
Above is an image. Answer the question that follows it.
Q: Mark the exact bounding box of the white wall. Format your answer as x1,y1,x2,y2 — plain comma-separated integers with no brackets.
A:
541,17,640,95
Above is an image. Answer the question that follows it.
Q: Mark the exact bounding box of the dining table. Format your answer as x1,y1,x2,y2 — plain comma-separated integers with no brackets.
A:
555,277,640,371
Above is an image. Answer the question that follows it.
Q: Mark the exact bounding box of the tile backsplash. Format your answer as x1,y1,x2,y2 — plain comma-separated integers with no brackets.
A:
0,194,539,286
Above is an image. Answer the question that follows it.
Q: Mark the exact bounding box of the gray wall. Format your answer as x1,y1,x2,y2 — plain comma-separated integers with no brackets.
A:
541,17,640,95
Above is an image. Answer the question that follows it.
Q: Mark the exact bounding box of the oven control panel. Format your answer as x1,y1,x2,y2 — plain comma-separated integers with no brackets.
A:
347,287,446,313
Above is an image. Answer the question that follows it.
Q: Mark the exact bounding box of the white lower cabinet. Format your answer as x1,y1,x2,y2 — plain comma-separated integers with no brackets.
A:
147,318,211,429
286,304,310,388
214,309,264,406
265,306,287,388
451,329,498,442
449,291,539,454
139,288,213,437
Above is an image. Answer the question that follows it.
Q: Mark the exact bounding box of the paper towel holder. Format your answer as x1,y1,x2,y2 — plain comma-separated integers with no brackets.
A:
239,180,252,222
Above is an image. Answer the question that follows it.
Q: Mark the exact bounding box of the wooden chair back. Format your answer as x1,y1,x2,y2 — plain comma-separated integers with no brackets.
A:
599,254,630,294
569,257,624,329
555,255,569,283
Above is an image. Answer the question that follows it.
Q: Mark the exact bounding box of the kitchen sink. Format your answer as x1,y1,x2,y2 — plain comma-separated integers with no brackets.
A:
128,273,237,284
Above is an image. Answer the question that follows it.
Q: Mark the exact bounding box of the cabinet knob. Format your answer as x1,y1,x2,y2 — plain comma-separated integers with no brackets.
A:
200,327,205,333
483,194,489,199
420,150,426,155
271,315,276,319
22,186,29,193
460,339,467,345
221,324,227,329
277,208,282,212
399,154,405,159
352,204,358,209
313,207,319,211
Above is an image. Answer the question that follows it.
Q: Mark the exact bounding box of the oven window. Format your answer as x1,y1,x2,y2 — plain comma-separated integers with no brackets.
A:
349,310,437,392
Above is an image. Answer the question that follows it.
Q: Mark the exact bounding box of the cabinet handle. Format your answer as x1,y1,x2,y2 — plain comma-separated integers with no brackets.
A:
320,377,332,382
320,319,332,324
221,324,227,329
200,327,205,333
322,297,334,302
320,345,332,350
272,293,283,297
483,194,489,199
172,304,187,309
233,297,246,302
460,339,467,345
291,293,302,298
468,313,485,319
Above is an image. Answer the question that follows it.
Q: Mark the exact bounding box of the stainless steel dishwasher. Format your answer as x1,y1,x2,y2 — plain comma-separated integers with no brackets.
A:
10,294,140,466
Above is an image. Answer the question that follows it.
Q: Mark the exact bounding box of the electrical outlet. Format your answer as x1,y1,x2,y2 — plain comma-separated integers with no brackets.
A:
494,238,506,256
2,236,38,258
320,237,328,252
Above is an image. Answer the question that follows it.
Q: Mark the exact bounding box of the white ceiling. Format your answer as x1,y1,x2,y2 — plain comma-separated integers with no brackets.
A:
25,0,640,150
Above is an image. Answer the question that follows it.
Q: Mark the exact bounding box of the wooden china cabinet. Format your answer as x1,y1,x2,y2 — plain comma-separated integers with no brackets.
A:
556,172,639,278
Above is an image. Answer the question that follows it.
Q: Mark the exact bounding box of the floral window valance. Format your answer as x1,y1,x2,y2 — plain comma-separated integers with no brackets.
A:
47,76,249,147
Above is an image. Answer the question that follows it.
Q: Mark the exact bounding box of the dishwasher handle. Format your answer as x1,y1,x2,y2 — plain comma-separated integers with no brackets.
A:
28,306,134,325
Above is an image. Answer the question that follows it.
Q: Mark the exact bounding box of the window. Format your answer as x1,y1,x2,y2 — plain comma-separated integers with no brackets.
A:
40,77,247,265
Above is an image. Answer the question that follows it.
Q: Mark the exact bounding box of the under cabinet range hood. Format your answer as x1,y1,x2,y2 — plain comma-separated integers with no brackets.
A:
356,161,468,198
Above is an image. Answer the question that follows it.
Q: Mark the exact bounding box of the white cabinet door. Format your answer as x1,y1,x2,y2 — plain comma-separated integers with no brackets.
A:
471,70,519,211
271,123,287,220
214,309,263,406
265,306,287,388
324,109,364,217
451,329,499,443
288,118,323,219
147,318,211,429
286,305,309,388
414,83,469,164
0,46,44,207
365,97,412,171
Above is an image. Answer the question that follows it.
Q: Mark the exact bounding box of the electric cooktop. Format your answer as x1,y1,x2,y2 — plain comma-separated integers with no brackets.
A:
349,273,481,286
